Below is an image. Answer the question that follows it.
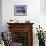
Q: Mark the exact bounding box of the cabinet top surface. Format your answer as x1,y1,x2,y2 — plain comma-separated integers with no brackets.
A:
7,23,34,25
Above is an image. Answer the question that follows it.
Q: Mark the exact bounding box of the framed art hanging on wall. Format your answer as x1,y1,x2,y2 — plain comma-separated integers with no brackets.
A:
14,5,27,16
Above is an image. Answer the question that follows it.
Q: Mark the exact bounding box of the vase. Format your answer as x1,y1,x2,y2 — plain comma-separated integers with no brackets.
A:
39,40,45,46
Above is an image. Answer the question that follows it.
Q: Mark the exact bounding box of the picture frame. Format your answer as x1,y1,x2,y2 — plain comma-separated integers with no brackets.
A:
14,5,27,16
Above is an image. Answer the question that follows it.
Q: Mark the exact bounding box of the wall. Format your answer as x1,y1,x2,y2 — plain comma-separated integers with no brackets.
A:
2,0,40,30
40,0,46,31
2,0,46,46
40,0,46,13
0,0,2,32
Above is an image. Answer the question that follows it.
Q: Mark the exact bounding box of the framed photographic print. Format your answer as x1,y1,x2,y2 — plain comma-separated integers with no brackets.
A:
14,5,27,16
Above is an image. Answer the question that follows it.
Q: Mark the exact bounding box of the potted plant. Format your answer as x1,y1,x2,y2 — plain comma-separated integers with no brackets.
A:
36,25,45,46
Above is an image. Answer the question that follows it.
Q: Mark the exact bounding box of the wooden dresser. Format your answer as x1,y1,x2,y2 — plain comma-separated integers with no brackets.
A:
7,23,34,46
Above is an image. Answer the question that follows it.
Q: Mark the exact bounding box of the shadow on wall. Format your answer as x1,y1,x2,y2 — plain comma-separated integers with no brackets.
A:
0,0,2,32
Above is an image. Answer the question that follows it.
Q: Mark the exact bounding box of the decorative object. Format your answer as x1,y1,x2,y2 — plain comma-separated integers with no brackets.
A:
14,5,27,16
36,25,45,46
8,19,19,23
25,20,30,23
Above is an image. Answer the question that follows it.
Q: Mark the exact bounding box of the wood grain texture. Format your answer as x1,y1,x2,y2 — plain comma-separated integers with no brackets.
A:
7,23,34,46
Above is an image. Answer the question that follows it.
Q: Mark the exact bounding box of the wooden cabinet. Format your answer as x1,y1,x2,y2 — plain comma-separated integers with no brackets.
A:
7,23,34,46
